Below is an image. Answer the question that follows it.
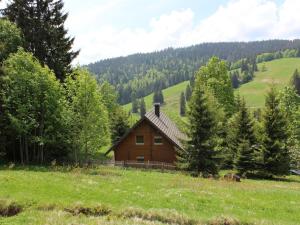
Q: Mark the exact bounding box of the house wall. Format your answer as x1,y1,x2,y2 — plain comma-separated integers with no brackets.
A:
114,120,176,163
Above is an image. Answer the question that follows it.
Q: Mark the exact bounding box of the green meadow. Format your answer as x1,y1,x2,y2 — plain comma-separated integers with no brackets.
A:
123,58,300,127
1,166,300,225
238,58,300,108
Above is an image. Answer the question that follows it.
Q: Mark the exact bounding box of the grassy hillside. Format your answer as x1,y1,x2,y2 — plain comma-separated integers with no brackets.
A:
123,58,300,127
1,166,300,225
124,81,189,128
238,58,300,108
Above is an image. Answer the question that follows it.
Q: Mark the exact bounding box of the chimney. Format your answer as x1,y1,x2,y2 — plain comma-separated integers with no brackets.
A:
154,103,160,117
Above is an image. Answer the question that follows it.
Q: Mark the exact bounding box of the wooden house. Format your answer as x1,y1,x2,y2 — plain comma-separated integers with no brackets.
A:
106,103,185,164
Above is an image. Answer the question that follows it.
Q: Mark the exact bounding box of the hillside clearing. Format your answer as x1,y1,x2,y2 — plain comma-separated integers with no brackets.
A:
0,166,300,225
123,58,300,127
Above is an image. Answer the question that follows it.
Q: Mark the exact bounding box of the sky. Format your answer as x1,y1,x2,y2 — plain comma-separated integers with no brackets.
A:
1,0,300,64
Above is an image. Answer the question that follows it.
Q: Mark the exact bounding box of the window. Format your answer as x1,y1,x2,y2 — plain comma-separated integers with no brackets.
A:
154,136,163,145
136,156,144,162
136,135,144,145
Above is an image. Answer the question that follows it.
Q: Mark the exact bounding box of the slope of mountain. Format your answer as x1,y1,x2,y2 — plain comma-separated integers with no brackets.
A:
123,57,300,128
88,40,300,104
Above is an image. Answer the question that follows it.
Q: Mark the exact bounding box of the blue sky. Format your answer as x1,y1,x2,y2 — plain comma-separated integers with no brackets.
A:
1,0,298,64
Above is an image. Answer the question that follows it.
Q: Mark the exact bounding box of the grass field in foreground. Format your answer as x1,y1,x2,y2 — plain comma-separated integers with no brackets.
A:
123,58,300,127
1,166,300,225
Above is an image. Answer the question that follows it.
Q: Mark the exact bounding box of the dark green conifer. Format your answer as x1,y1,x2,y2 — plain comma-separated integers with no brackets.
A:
235,98,257,174
262,87,290,176
185,84,192,101
291,69,300,95
3,0,79,80
140,98,146,117
180,92,186,116
177,79,218,176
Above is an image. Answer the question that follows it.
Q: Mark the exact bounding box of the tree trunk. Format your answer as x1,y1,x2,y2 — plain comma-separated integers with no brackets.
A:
25,136,29,164
19,136,23,165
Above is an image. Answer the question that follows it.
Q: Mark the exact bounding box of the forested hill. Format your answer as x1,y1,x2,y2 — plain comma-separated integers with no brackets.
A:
87,40,300,104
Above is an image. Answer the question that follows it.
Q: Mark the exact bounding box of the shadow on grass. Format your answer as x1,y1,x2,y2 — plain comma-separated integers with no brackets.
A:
245,173,300,183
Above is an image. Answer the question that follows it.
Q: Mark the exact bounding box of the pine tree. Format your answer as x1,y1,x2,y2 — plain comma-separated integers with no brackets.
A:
231,71,240,88
236,99,256,144
140,98,146,117
153,90,164,104
234,98,257,174
177,79,219,176
291,69,300,95
3,0,79,80
180,92,186,116
185,84,192,101
110,108,130,143
263,87,290,176
159,90,164,104
252,60,258,72
153,91,158,103
236,140,255,175
132,97,139,113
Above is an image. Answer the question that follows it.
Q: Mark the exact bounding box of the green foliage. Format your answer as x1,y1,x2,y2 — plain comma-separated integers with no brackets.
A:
279,86,300,169
234,99,258,174
89,40,300,104
153,89,164,104
178,75,219,176
235,140,256,175
1,49,67,163
291,69,300,95
185,84,192,102
179,92,186,116
0,19,23,64
140,98,146,117
262,87,290,176
230,71,240,89
256,49,298,64
195,56,235,115
3,0,79,80
131,98,139,113
65,68,110,162
99,82,130,144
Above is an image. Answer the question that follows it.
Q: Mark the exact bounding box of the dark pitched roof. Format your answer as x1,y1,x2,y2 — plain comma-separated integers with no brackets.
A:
105,108,186,155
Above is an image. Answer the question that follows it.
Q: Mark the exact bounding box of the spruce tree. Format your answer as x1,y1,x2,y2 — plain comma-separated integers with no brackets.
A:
231,71,240,88
177,79,219,176
132,98,139,113
185,84,192,101
140,98,146,117
110,108,130,143
159,90,164,104
291,69,300,95
234,98,257,174
263,87,290,176
153,90,164,104
3,0,79,80
180,92,186,116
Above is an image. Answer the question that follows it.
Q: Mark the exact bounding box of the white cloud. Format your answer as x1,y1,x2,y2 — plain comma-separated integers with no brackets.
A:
71,8,195,64
72,0,300,64
2,0,300,64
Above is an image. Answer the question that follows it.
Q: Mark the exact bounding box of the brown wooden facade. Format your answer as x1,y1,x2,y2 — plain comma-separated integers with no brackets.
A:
107,104,185,164
114,120,177,163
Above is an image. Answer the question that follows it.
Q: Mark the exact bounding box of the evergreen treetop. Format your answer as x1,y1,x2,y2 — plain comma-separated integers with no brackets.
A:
3,0,79,80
